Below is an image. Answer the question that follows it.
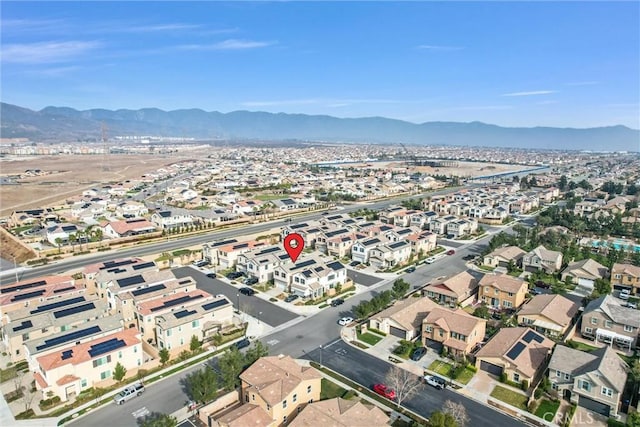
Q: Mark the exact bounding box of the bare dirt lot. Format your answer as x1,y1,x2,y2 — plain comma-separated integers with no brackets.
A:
342,160,532,177
0,153,202,216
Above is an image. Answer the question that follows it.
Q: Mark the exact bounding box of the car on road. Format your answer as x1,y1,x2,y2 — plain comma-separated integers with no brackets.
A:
206,273,216,279
425,257,437,264
373,383,396,400
239,287,256,296
446,249,455,255
405,266,416,273
462,254,476,261
331,298,345,307
410,347,427,361
233,338,251,350
243,277,259,286
284,218,293,222
284,294,299,303
424,375,446,390
337,317,353,326
113,382,145,405
535,280,551,289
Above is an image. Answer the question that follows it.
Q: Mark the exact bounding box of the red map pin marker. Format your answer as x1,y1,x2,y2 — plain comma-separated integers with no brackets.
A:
283,233,305,263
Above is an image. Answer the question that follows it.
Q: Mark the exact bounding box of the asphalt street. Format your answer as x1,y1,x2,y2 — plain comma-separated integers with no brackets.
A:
172,267,299,328
346,269,384,287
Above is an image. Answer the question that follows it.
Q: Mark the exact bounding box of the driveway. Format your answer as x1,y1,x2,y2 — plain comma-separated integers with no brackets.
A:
571,406,607,427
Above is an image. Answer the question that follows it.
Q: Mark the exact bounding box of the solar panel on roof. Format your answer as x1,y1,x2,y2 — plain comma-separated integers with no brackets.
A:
506,342,526,361
53,286,76,294
131,284,166,296
326,261,344,271
174,309,196,319
61,350,73,360
116,275,145,288
179,279,191,284
36,325,101,351
150,294,204,312
363,238,380,245
389,241,407,249
202,300,228,311
1,280,47,295
11,289,46,302
61,226,77,232
53,302,96,318
522,330,545,343
106,268,126,274
132,262,155,271
258,247,280,254
88,338,126,358
211,239,237,248
31,296,86,314
12,320,33,332
99,259,136,270
292,259,316,270
233,243,249,249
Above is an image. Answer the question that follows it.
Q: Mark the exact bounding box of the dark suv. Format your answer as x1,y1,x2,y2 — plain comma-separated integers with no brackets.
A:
234,338,251,349
243,277,259,286
239,287,256,296
226,271,244,280
410,347,427,361
284,294,299,303
330,298,345,307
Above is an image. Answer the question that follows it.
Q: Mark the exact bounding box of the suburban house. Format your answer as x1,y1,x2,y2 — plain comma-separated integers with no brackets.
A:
483,246,526,269
446,218,478,239
31,327,142,402
611,263,640,296
580,295,639,350
560,259,609,288
9,208,57,227
422,307,486,357
429,215,457,235
423,271,478,307
368,241,412,270
517,294,580,338
102,218,157,239
289,397,389,427
368,297,439,340
236,245,290,284
150,210,194,230
204,239,267,271
212,355,323,427
351,237,387,265
522,245,563,273
272,198,300,211
326,233,366,259
477,274,529,310
0,276,85,316
406,230,437,255
273,258,348,299
548,345,628,417
475,327,555,386
46,223,79,246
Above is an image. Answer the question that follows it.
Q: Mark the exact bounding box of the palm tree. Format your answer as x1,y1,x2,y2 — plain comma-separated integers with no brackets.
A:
55,238,63,254
68,234,77,252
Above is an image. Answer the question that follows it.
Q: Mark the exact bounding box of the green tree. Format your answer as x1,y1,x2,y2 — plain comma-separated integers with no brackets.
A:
244,341,269,367
472,304,489,319
628,410,640,427
113,362,127,382
219,347,244,391
628,358,640,405
184,366,218,404
558,175,568,191
189,335,202,353
392,279,410,299
159,348,170,366
429,410,459,427
139,413,178,427
55,237,63,254
592,278,611,297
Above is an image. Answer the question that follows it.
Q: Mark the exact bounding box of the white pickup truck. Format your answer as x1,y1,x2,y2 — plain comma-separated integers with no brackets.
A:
113,382,145,405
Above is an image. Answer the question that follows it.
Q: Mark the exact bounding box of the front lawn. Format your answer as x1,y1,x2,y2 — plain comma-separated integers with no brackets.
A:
534,399,560,419
320,378,347,400
428,360,453,377
490,385,528,410
455,367,476,385
357,332,383,346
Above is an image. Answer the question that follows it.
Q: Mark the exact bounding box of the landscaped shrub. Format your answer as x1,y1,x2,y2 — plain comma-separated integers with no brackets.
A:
499,372,507,383
606,419,625,427
534,388,543,399
521,380,529,391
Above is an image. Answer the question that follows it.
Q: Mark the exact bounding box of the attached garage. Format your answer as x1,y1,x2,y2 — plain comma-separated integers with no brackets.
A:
389,326,407,339
578,395,611,417
425,339,443,353
479,360,503,376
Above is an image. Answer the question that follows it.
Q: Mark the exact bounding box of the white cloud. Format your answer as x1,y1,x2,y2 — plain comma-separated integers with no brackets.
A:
0,41,102,64
416,45,464,51
179,39,275,51
501,90,557,97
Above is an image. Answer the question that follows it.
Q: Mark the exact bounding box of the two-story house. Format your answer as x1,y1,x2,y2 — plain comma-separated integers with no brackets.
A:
477,274,528,310
290,397,389,427
611,263,640,296
517,294,580,338
368,241,412,270
580,295,639,351
560,258,609,289
351,237,386,265
422,307,486,357
548,345,628,417
522,245,563,273
423,271,478,307
483,246,526,269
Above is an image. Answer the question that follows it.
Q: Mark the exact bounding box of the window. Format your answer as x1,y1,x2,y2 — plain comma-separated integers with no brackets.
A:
307,385,312,393
292,394,297,403
585,327,593,334
100,370,111,380
252,394,255,401
283,416,287,423
591,317,598,325
604,320,612,328
134,346,138,353
494,289,499,295
425,326,432,333
166,329,172,337
245,394,249,402
551,382,558,390
484,287,490,293
556,370,561,377
624,325,633,332
81,379,87,388
283,400,287,409
192,320,199,328
513,373,520,382
564,373,570,381
508,292,514,297
523,318,534,325
601,387,613,397
503,301,512,308
579,380,591,392
22,333,29,341
118,351,122,359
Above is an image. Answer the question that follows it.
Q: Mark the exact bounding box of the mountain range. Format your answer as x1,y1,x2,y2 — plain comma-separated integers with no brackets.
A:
1,102,638,151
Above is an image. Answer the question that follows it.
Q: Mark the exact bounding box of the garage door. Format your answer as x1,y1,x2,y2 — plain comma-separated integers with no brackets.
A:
425,339,443,353
578,395,610,417
389,326,407,339
479,360,503,376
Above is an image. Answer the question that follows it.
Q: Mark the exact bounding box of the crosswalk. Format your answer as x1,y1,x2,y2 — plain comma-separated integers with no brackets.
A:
132,407,150,418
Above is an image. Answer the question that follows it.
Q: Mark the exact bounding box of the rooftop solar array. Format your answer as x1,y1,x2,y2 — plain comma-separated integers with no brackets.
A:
53,286,76,294
12,320,33,332
179,279,192,285
31,296,86,314
88,338,126,358
61,349,73,360
53,302,96,319
150,294,203,312
290,223,308,229
506,342,526,361
326,215,342,220
132,262,155,271
325,229,348,238
61,226,77,232
131,284,166,297
326,261,344,271
174,309,196,319
292,259,316,270
257,247,280,255
210,239,238,248
363,238,381,246
233,242,249,250
99,259,137,270
1,280,47,295
106,268,126,274
116,275,146,288
522,330,545,343
11,289,46,302
389,241,407,249
202,299,229,311
36,325,101,351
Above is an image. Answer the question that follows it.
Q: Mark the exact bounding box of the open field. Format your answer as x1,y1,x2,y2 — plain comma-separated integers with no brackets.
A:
0,153,204,216
334,160,534,178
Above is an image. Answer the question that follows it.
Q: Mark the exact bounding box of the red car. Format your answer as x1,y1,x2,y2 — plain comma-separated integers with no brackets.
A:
446,249,455,255
373,383,396,400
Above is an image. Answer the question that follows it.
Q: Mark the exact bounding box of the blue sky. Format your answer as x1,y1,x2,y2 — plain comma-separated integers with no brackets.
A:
1,1,639,129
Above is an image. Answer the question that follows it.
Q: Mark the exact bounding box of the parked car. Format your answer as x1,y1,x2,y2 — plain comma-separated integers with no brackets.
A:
446,249,455,255
462,254,476,261
243,277,259,286
331,298,345,307
410,347,427,361
239,287,256,296
535,280,551,289
337,317,353,326
424,375,446,390
349,261,361,267
405,266,416,273
625,301,637,309
206,273,216,279
113,382,145,405
620,289,631,300
425,257,437,264
373,383,396,400
234,338,251,350
284,294,299,303
226,271,244,280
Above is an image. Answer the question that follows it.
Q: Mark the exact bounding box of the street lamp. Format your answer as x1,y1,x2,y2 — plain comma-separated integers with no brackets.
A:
258,311,262,325
319,345,323,367
236,293,240,313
